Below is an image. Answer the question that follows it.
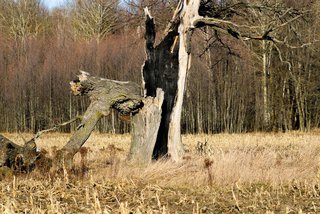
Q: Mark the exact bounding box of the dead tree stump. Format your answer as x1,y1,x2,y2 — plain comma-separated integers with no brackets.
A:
142,8,184,160
0,135,40,172
128,88,164,164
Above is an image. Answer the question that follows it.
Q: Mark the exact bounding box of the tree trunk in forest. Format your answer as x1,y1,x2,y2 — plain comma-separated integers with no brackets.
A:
59,0,301,165
60,2,192,164
59,70,169,166
262,40,270,129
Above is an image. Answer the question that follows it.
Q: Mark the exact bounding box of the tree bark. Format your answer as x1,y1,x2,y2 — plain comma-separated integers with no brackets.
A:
128,88,164,164
0,135,40,172
262,39,271,128
142,8,183,160
142,0,207,160
62,71,143,161
141,1,204,160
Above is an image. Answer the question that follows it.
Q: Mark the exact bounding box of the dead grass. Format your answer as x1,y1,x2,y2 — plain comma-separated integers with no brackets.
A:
1,131,320,213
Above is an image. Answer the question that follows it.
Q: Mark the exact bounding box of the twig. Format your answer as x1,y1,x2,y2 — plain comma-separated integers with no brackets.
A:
232,186,241,211
34,116,82,139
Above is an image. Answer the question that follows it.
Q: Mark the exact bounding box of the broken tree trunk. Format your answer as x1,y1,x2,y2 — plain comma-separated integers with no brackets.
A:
61,71,168,166
142,7,185,160
141,0,215,161
59,12,182,164
61,71,144,165
0,135,40,172
140,0,302,161
168,0,202,160
62,0,306,165
64,0,286,164
128,88,164,164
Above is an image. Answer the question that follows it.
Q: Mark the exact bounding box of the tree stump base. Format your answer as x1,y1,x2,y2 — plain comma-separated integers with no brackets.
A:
128,89,164,165
0,135,50,173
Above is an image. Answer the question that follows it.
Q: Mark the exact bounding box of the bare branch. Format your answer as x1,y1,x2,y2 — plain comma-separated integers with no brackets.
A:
34,117,82,139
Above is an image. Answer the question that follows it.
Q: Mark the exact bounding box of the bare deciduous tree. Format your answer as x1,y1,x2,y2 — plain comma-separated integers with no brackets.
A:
0,0,48,43
72,0,119,42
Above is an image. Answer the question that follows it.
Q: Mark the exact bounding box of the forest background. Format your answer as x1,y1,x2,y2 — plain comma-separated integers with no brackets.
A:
0,0,319,134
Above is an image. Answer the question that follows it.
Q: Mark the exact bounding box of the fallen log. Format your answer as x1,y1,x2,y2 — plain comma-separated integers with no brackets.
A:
0,116,83,174
0,135,40,172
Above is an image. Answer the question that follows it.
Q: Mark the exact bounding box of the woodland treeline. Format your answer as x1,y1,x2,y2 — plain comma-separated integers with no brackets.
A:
0,0,319,134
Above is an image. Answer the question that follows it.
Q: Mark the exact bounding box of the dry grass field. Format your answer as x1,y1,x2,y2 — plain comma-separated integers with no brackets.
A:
1,131,320,213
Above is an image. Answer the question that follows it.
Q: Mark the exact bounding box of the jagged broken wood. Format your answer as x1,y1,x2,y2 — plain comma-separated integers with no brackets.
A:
142,7,184,160
140,0,307,162
1,0,308,173
59,0,303,167
0,135,40,172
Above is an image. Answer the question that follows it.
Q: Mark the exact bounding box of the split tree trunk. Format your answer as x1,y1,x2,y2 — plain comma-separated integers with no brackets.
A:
63,0,235,164
141,0,203,160
141,7,185,160
62,71,168,166
62,18,186,163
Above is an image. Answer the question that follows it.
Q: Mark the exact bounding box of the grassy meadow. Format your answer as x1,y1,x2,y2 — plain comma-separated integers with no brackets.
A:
1,131,320,213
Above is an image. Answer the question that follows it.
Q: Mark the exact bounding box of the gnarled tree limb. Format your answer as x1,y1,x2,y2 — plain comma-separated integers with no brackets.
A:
60,71,144,166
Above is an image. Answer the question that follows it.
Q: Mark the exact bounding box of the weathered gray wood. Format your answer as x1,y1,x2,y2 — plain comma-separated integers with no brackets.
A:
0,135,40,172
61,72,144,162
128,88,164,165
167,0,203,161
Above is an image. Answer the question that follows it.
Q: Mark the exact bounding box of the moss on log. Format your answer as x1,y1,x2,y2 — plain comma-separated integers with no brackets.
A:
62,71,144,162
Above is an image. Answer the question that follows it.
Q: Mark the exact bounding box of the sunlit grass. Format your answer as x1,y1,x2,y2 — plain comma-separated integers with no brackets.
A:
1,131,320,213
